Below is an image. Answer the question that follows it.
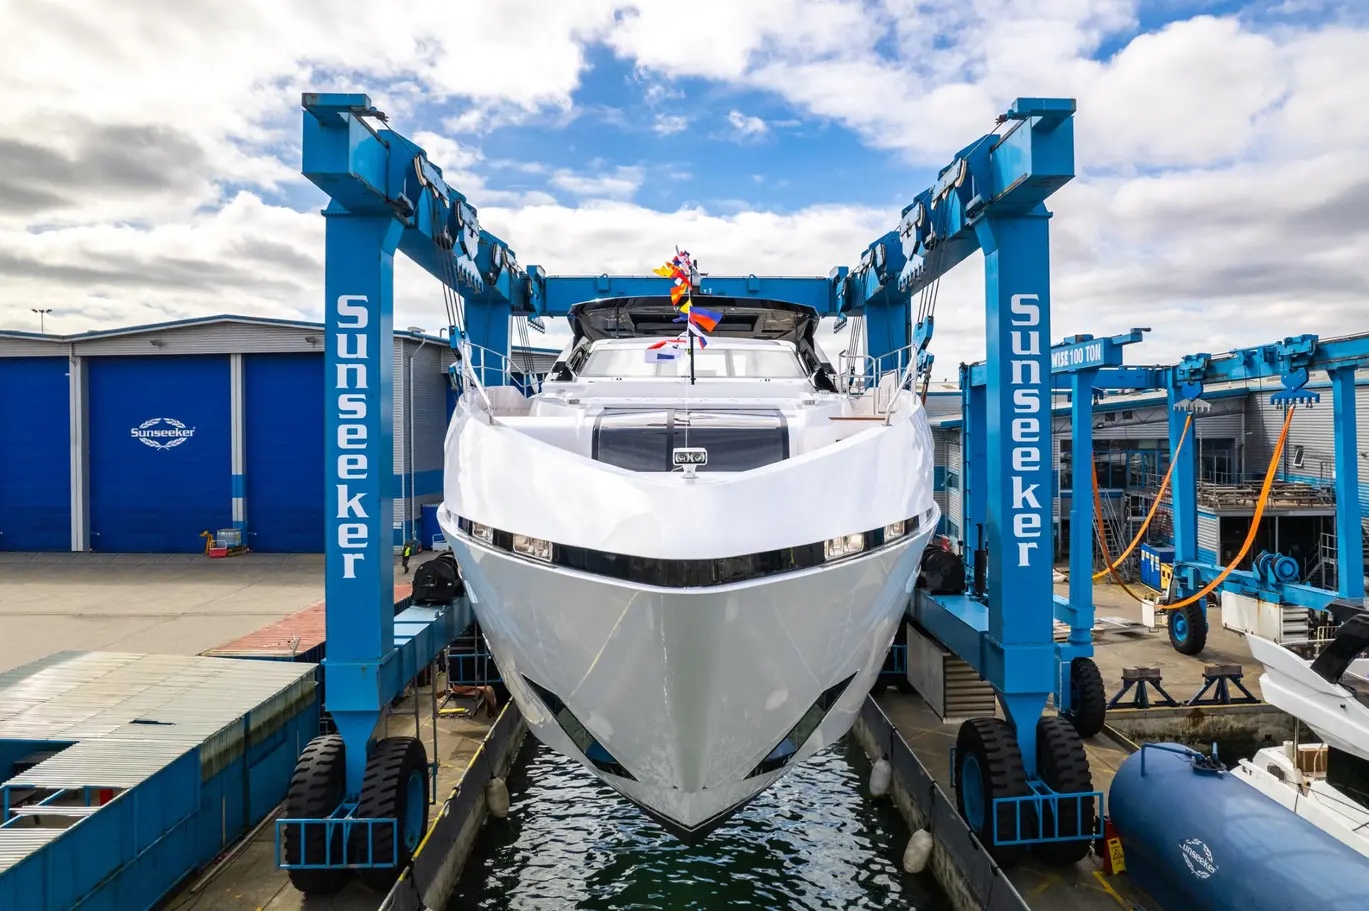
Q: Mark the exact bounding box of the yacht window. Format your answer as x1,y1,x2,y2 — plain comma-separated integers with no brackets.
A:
579,346,805,379
595,411,672,472
593,409,789,472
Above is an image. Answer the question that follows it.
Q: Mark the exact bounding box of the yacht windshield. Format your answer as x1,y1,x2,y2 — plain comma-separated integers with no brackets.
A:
579,346,805,379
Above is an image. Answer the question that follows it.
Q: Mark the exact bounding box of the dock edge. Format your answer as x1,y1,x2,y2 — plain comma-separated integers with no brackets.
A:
852,696,1032,911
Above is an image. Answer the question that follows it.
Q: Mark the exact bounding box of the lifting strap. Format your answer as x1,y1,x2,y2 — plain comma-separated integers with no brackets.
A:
1160,404,1296,611
1091,413,1194,581
1092,405,1297,608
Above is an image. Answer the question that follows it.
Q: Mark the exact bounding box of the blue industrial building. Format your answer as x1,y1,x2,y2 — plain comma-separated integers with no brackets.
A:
0,316,556,554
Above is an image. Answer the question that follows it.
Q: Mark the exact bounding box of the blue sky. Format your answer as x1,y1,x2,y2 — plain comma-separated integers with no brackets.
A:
1,0,1367,373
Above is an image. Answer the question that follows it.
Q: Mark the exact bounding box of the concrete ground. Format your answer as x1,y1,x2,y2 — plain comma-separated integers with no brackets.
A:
879,575,1284,910
0,552,327,673
160,677,497,911
1078,577,1266,702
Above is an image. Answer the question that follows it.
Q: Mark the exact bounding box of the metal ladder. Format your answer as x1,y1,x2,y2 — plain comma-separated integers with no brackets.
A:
1094,493,1130,578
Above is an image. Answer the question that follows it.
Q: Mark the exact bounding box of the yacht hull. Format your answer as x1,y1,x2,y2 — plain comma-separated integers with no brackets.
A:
440,516,934,838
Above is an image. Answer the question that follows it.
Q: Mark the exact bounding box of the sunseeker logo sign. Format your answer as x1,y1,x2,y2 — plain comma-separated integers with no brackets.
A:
131,417,196,450
1008,293,1046,568
335,293,371,580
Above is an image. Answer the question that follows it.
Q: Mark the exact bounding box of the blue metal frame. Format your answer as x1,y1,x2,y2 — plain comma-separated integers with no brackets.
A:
992,782,1106,847
948,746,1104,846
893,98,1077,777
1162,334,1369,611
962,329,1151,714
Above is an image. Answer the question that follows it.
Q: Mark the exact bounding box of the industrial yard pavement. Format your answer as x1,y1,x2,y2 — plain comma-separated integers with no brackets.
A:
0,552,326,672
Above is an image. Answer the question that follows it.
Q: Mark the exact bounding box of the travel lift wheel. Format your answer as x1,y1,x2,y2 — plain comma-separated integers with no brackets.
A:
1168,601,1208,656
283,734,349,895
953,718,1031,867
1030,716,1096,867
1063,657,1107,738
351,737,430,892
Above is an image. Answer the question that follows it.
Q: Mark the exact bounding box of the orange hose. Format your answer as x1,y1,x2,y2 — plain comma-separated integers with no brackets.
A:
1091,414,1193,581
1161,404,1296,610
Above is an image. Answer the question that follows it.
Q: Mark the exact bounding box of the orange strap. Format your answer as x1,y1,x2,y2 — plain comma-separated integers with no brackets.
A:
1092,414,1193,580
1161,404,1296,610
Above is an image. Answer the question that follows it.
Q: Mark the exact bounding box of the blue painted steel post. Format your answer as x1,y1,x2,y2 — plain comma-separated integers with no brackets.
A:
1056,367,1100,706
1330,368,1365,599
324,209,403,796
1168,388,1198,566
960,362,987,590
975,209,1055,774
1067,370,1097,637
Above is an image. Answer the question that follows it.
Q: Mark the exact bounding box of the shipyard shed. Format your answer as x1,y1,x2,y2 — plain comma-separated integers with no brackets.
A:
0,316,558,554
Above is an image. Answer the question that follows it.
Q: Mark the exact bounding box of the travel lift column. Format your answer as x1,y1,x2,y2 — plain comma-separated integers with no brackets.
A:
889,98,1100,868
287,94,489,896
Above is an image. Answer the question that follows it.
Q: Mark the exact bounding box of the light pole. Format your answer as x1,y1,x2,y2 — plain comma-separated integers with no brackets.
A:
31,308,52,333
407,326,431,547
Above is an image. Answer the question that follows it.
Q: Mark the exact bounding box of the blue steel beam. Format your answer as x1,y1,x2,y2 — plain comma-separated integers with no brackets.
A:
301,94,525,314
539,274,840,316
842,99,1075,385
965,329,1149,386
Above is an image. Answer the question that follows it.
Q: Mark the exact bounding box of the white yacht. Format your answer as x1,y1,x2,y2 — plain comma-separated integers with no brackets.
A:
1232,616,1369,857
436,296,939,839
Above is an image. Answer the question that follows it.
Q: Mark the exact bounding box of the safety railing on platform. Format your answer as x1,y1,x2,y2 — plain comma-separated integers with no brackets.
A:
275,806,399,870
838,342,920,414
991,783,1105,847
447,341,544,403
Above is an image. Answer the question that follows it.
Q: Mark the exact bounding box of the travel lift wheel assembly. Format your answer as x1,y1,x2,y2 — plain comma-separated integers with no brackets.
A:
282,735,349,895
283,734,430,894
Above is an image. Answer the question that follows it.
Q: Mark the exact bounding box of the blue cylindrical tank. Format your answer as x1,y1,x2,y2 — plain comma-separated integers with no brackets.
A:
421,503,444,551
1110,743,1369,911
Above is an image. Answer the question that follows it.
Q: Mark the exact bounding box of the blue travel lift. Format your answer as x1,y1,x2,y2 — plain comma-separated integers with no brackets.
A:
1143,335,1369,654
282,92,1101,890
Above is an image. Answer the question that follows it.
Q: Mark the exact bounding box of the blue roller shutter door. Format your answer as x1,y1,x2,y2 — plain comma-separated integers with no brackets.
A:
0,357,71,550
89,355,231,552
244,353,324,552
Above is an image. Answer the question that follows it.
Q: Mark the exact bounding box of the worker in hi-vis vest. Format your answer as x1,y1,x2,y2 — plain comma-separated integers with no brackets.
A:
401,540,415,574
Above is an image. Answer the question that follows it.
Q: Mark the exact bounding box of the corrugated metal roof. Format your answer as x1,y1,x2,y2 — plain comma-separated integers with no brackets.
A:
0,650,316,874
0,651,313,780
0,829,64,873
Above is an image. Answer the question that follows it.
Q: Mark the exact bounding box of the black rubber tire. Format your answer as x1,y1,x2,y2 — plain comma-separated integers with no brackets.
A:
953,717,1032,868
283,734,349,895
1064,658,1107,738
1169,602,1208,655
1031,716,1097,866
352,737,430,892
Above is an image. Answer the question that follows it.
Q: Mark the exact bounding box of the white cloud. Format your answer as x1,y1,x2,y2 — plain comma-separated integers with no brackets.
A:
653,113,690,135
550,166,646,200
726,110,769,138
3,0,1369,389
